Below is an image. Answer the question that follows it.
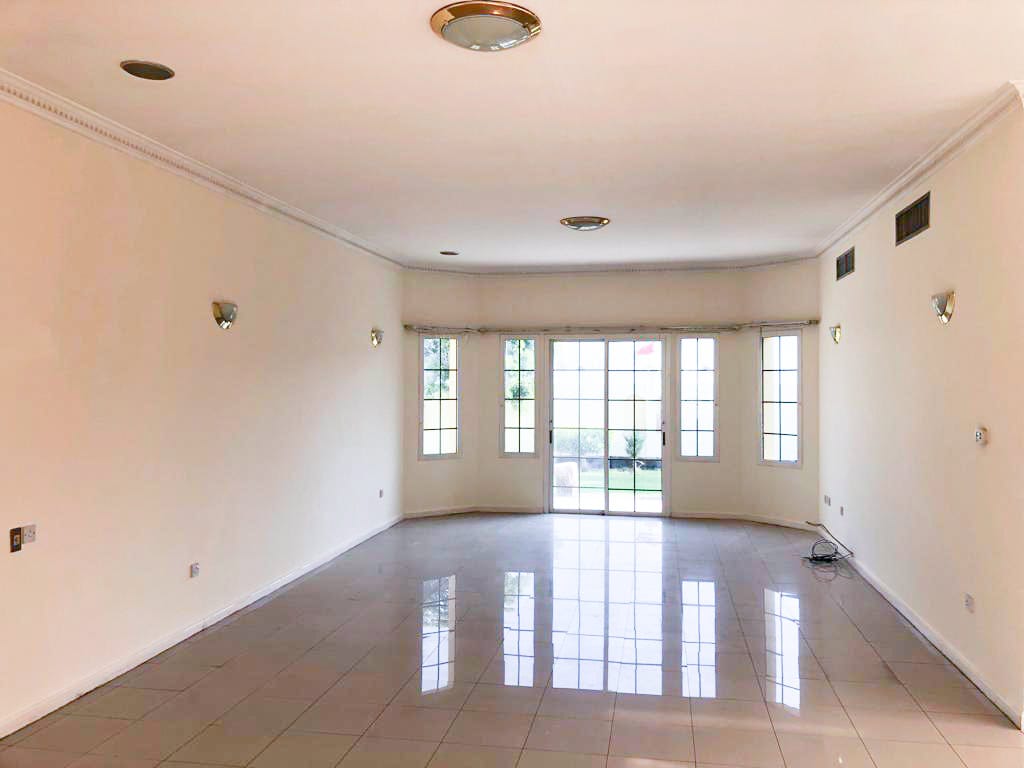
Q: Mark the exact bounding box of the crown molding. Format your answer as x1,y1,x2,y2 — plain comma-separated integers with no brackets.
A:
0,67,403,270
814,81,1024,258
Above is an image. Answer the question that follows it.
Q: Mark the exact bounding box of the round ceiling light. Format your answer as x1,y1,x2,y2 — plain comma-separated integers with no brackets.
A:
120,60,175,81
430,2,541,52
439,250,460,256
560,216,610,231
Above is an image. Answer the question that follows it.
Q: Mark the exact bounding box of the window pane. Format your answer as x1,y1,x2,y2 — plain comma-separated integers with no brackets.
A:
579,399,604,429
505,371,521,399
763,404,780,433
579,371,604,399
553,370,579,399
441,338,457,369
519,371,536,399
696,401,714,431
780,403,798,435
554,459,580,487
608,401,634,430
762,336,780,369
697,338,715,370
635,400,662,430
440,370,456,398
520,400,535,429
609,490,634,513
680,431,697,456
504,339,519,370
635,371,661,400
637,460,661,491
505,399,521,428
779,336,798,370
636,432,661,460
579,429,605,457
553,429,580,457
424,370,441,399
423,338,440,369
762,371,780,401
608,458,634,490
681,402,698,431
681,371,698,401
553,341,579,370
504,429,519,453
680,338,698,369
440,429,458,454
763,434,780,462
553,399,580,428
697,431,714,457
780,435,798,462
635,340,661,370
579,341,604,370
608,341,634,370
423,400,441,430
608,372,634,400
579,488,604,511
780,371,798,403
440,400,457,429
520,429,535,453
423,430,440,455
520,339,536,370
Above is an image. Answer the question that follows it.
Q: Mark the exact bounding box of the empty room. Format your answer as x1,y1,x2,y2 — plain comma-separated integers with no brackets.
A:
2,2,1023,767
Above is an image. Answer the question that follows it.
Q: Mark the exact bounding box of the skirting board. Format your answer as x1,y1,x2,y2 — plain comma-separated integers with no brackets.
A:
0,514,402,739
669,510,817,532
849,557,1022,729
405,506,543,519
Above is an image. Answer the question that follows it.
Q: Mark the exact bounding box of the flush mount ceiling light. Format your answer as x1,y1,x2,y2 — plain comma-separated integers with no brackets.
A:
829,325,842,344
120,60,175,80
931,290,955,324
211,301,237,330
439,250,460,256
370,328,384,348
560,216,610,232
430,2,541,52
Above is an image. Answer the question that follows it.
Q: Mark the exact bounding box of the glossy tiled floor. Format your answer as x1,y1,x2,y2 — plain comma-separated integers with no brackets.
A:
3,514,1020,768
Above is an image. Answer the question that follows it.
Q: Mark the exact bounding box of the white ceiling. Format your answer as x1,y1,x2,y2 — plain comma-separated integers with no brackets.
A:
1,1,1022,272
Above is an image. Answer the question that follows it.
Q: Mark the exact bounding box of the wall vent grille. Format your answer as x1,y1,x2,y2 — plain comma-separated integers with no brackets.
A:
896,192,930,245
836,248,855,280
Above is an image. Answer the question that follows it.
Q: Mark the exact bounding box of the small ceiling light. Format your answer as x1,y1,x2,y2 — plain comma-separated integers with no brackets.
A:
370,328,384,348
120,60,175,81
560,216,610,232
430,2,541,52
439,250,460,256
931,291,955,324
212,302,237,330
829,325,842,344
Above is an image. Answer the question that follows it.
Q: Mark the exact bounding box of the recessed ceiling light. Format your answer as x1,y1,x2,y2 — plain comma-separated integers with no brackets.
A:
440,250,460,256
120,60,175,81
560,216,610,231
430,2,541,52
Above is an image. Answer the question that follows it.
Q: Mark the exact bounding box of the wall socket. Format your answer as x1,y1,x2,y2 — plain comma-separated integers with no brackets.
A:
964,593,975,613
190,562,200,579
823,495,831,506
840,506,845,517
379,489,384,499
22,524,36,544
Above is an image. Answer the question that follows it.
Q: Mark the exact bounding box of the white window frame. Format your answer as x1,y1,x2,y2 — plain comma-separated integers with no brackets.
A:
757,328,802,468
499,335,540,458
418,333,462,461
675,334,720,463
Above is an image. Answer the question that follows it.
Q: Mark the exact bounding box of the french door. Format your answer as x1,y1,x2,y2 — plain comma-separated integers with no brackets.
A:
549,337,667,515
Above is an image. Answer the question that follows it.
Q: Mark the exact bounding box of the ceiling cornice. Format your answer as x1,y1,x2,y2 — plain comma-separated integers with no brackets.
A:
0,67,403,270
813,80,1024,259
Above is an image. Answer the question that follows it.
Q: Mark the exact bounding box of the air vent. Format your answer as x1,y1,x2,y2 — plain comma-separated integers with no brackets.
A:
896,192,930,245
836,248,855,280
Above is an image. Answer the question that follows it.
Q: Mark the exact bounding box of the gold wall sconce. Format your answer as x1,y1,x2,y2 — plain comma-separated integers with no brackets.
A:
931,291,955,324
829,325,842,344
370,328,384,348
212,302,238,329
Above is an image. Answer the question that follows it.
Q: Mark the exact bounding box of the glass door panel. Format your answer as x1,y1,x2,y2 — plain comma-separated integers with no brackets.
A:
550,338,665,515
551,340,606,512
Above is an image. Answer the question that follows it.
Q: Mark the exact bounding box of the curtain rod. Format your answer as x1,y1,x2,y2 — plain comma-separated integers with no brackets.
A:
403,319,819,335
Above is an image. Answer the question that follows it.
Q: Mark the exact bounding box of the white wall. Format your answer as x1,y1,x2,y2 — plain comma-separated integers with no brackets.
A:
0,102,404,734
402,263,820,526
818,101,1024,723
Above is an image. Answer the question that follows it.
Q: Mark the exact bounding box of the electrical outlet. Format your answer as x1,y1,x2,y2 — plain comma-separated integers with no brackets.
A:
840,506,845,517
824,495,831,506
10,527,23,553
190,562,200,579
379,489,384,499
964,593,975,613
22,525,36,544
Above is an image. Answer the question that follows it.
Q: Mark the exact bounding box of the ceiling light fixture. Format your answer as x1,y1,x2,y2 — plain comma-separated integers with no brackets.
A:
120,60,175,81
440,250,460,256
931,291,955,324
560,216,610,232
430,2,541,52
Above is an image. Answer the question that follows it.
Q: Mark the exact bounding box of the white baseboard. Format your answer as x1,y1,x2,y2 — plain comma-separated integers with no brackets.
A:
670,510,817,532
849,557,1021,729
1,515,402,739
404,506,543,519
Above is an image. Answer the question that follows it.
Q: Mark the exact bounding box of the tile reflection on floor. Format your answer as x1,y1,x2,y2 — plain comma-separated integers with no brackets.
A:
2,513,1018,767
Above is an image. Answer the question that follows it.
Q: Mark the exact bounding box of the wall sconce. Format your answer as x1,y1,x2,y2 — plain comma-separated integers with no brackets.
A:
931,291,955,324
829,325,842,344
370,328,384,348
212,302,238,329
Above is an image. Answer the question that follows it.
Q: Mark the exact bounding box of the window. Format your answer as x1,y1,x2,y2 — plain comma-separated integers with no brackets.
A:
760,331,800,464
679,336,717,460
502,337,537,455
421,336,459,457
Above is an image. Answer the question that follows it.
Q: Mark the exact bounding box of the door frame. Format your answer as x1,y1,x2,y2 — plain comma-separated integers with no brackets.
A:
544,334,671,517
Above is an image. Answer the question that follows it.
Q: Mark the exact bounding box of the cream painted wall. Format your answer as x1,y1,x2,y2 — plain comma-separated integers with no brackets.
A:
818,102,1024,722
0,102,404,734
402,263,820,526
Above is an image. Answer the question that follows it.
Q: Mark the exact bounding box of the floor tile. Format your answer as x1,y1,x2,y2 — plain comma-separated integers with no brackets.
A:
425,743,520,768
167,724,277,766
88,718,205,760
606,758,693,768
830,681,920,711
846,707,943,743
65,758,157,768
248,730,356,768
526,716,611,755
775,733,874,768
954,745,1024,768
765,703,856,737
291,701,384,735
613,694,690,726
393,681,474,711
19,718,130,754
337,737,438,768
539,690,616,721
929,713,1024,748
863,739,965,767
0,749,82,768
692,726,783,767
120,664,215,692
609,721,695,763
366,706,457,742
443,711,533,749
690,699,772,732
910,686,1002,716
464,684,543,715
519,751,608,768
